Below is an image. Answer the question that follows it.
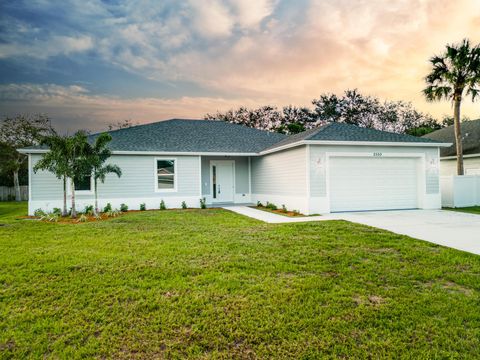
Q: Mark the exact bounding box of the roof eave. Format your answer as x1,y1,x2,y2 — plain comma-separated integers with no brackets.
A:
260,140,452,155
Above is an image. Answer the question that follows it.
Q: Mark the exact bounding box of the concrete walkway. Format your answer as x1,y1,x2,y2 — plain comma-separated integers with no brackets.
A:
224,206,480,255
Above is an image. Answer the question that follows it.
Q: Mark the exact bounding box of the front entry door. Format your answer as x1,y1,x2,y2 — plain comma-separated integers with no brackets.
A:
211,161,235,203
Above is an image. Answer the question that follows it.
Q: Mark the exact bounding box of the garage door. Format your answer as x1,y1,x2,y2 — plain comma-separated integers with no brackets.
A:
329,156,418,212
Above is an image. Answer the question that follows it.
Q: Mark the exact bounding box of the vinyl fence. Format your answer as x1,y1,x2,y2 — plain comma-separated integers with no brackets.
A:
440,175,480,207
0,186,28,201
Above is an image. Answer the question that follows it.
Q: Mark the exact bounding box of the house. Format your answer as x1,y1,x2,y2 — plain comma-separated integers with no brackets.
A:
19,119,450,215
423,119,480,175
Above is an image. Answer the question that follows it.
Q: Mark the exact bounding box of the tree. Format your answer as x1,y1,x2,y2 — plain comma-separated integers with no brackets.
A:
423,39,480,175
85,133,122,214
0,114,54,201
107,119,137,131
34,134,70,216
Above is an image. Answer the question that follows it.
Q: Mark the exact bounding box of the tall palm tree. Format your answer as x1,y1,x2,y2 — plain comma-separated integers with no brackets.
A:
34,134,70,216
86,133,122,214
423,39,480,175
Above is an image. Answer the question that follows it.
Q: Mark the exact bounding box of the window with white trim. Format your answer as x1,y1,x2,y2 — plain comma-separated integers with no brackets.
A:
75,175,92,191
156,159,176,190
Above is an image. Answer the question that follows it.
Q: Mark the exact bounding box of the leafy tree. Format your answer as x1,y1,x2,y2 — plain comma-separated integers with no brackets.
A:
423,39,480,175
0,114,54,201
34,135,70,216
85,133,122,214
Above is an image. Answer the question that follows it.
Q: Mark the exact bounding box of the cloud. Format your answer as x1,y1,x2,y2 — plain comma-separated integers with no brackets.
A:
0,83,266,132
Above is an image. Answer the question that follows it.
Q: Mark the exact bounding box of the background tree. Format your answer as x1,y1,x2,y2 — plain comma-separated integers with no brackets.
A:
33,135,70,216
0,114,54,201
86,133,122,214
423,39,480,175
206,90,442,136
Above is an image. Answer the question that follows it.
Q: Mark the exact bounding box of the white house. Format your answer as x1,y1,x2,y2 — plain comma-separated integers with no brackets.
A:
19,119,450,215
424,119,480,175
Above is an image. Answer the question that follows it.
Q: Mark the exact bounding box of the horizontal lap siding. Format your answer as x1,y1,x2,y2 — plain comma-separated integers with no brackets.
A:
251,146,307,196
30,154,200,200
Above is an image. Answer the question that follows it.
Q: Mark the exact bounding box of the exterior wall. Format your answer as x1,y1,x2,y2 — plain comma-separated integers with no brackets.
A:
440,157,480,176
251,146,309,214
29,154,201,215
440,175,480,207
308,145,441,214
201,156,251,204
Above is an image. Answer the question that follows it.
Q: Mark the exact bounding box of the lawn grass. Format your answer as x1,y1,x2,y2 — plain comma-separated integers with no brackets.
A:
1,202,479,358
444,206,480,215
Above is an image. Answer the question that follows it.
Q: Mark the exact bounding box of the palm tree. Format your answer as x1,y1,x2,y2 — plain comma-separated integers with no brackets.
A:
86,133,122,214
66,131,91,218
423,39,480,175
34,134,70,216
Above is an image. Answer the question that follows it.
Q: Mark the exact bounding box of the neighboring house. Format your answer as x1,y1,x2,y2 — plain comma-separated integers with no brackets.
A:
423,119,480,176
19,119,449,215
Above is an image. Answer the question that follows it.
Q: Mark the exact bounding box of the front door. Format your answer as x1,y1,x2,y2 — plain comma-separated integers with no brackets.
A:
211,160,235,203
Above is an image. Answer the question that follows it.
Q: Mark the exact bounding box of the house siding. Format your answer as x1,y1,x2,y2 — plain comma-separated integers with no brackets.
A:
440,157,480,176
29,154,201,214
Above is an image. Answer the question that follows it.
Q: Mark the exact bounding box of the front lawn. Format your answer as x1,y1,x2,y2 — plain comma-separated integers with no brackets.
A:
1,202,479,358
445,206,480,215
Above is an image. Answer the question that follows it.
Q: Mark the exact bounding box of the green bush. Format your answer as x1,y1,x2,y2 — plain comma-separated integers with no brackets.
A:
120,203,128,212
200,198,206,209
103,203,112,213
84,205,94,216
140,203,146,211
281,204,287,213
256,201,263,207
160,200,166,210
181,201,187,209
52,208,62,216
266,202,277,210
34,209,46,217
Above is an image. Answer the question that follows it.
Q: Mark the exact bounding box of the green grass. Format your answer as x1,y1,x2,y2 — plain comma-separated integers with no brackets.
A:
1,202,479,358
444,206,480,215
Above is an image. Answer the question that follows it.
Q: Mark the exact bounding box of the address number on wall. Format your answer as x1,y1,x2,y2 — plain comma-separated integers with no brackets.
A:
373,152,383,157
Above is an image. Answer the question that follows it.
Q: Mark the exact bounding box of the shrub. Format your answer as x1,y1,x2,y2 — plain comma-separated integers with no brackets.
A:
52,208,62,216
281,204,287,213
181,201,187,209
77,214,88,223
160,200,166,210
106,209,121,218
256,201,263,207
103,203,112,213
34,209,46,217
200,198,206,209
41,212,59,222
120,203,128,212
266,202,277,210
292,210,300,215
84,205,94,216
140,203,146,211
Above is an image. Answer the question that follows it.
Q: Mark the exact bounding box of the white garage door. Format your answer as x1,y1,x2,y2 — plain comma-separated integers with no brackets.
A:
329,156,419,212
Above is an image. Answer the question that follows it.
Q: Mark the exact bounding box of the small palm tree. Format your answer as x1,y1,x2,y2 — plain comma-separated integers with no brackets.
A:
34,134,70,216
423,39,480,175
86,133,122,214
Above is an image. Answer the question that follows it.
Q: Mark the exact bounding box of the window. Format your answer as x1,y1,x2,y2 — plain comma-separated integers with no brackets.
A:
75,175,91,191
156,159,176,191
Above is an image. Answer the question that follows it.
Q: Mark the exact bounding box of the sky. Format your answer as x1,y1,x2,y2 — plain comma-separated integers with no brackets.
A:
0,0,480,132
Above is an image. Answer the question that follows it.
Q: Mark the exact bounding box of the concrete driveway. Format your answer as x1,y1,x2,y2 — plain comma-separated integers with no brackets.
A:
225,206,480,255
335,210,480,255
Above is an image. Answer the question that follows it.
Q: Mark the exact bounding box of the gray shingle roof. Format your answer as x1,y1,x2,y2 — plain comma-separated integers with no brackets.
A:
89,119,286,153
423,119,480,157
264,122,443,151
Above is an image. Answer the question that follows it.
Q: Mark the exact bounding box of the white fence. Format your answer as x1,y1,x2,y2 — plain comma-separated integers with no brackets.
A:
0,186,28,201
440,176,480,208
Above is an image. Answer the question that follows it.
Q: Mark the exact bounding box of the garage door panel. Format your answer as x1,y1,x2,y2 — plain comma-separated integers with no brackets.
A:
329,157,418,212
